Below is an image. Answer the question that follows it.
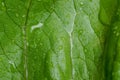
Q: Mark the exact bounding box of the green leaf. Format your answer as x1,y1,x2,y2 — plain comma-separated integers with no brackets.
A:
103,0,120,80
0,0,120,80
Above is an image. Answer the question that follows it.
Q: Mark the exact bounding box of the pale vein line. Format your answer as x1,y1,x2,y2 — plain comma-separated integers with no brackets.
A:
23,0,32,80
72,0,76,79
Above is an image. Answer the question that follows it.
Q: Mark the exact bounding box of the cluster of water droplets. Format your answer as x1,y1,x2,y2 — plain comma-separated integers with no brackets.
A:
113,26,120,37
15,13,26,18
79,1,84,11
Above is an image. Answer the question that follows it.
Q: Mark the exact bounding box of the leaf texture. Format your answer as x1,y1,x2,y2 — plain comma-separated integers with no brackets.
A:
0,0,120,80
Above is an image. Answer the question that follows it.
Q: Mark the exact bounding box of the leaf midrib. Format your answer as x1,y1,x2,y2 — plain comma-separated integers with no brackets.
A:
22,0,32,80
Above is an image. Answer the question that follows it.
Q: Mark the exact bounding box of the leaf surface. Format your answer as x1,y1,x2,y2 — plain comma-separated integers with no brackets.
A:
0,0,119,80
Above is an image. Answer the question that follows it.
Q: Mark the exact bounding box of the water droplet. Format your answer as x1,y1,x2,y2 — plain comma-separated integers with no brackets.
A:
117,12,119,15
1,2,6,11
80,2,84,5
116,32,120,36
113,31,116,34
15,13,19,17
114,26,118,30
22,15,25,17
12,40,15,42
84,48,87,53
2,2,5,6
27,42,29,46
40,43,43,46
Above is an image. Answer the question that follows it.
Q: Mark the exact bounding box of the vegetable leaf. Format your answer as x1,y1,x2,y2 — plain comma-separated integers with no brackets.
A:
0,0,120,80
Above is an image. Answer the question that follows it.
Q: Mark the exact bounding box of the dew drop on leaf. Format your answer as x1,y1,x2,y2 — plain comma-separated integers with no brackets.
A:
1,2,5,7
113,31,116,34
114,26,118,30
1,2,6,11
40,43,43,46
15,13,19,17
80,2,84,5
27,42,29,46
22,15,25,18
116,32,120,37
84,48,87,53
